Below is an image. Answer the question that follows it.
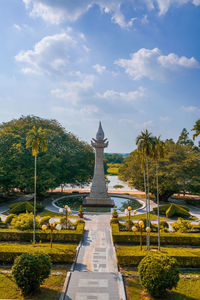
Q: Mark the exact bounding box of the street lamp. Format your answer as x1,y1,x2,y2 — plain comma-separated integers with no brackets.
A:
59,208,64,214
42,219,62,248
139,220,144,251
125,206,132,231
64,205,71,229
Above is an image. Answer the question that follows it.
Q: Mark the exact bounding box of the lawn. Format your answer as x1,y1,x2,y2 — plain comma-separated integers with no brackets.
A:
119,212,169,221
38,209,78,218
107,163,120,175
124,275,200,300
0,266,67,299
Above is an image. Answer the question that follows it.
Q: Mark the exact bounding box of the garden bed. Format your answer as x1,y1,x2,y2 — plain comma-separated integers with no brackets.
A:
0,242,77,264
111,223,200,246
0,223,84,243
116,246,200,268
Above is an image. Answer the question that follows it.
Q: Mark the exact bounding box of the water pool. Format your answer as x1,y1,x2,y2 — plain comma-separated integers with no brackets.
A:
54,195,143,213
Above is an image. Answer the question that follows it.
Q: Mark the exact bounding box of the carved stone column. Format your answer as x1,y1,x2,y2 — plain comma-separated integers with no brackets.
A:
83,122,114,207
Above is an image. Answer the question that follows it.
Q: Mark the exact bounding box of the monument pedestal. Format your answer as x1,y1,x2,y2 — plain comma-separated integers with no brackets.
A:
83,197,114,207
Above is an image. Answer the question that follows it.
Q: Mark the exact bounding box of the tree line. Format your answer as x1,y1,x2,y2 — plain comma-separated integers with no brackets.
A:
0,115,94,196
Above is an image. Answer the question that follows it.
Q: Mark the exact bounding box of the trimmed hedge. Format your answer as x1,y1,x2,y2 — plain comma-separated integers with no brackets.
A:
116,246,200,268
0,223,84,243
0,242,76,264
111,223,200,246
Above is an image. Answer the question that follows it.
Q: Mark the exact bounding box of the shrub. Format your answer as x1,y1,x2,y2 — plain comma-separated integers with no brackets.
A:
5,214,16,225
39,216,51,227
153,203,189,215
160,220,169,229
171,218,193,233
138,253,179,297
59,216,75,230
10,202,34,214
112,207,118,219
12,253,51,295
166,204,190,218
11,213,40,231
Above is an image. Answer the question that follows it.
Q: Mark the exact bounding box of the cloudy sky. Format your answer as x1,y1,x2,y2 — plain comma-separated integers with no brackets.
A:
0,1,200,152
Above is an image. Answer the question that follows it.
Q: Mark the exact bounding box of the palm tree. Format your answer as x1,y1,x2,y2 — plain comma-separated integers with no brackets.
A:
26,125,47,244
152,136,165,251
136,129,154,250
192,120,200,142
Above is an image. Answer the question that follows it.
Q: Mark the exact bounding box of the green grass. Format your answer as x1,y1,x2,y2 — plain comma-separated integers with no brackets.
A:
38,209,78,218
119,212,169,221
0,266,66,299
116,245,200,257
124,276,200,300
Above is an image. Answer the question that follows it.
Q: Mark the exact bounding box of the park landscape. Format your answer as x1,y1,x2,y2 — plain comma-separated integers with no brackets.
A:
0,115,199,299
1,1,200,299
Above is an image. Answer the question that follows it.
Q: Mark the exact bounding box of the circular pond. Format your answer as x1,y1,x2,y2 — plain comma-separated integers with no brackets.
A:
54,195,143,213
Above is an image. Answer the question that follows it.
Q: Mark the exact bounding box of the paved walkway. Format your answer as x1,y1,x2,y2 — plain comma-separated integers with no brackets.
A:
64,214,124,300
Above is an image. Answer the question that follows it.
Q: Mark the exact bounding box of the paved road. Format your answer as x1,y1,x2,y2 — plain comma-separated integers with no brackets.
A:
64,214,123,300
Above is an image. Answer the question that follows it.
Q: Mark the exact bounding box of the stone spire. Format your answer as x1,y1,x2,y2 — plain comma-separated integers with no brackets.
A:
96,121,104,140
83,122,114,207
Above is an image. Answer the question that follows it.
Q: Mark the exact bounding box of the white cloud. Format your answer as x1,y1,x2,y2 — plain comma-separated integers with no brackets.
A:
51,73,95,105
15,30,89,75
13,24,21,31
96,86,145,102
93,64,106,74
22,0,137,28
22,0,200,28
182,106,200,113
144,0,200,15
115,48,199,80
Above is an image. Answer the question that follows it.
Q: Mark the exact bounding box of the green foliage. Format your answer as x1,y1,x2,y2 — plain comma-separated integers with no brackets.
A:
104,153,124,164
5,214,16,224
111,223,200,246
160,220,169,229
112,207,118,218
138,253,179,297
113,184,124,189
153,203,189,215
11,212,40,231
39,216,51,227
0,222,84,243
12,253,51,295
119,142,200,201
0,115,94,194
166,203,190,218
9,201,34,214
172,218,193,233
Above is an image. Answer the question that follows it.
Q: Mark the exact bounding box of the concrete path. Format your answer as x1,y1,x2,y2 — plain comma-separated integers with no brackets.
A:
64,214,124,300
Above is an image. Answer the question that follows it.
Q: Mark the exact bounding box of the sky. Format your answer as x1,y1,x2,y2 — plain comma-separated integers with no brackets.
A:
0,0,200,153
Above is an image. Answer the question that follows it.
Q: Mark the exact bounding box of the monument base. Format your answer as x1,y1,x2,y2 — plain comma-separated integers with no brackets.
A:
83,197,115,207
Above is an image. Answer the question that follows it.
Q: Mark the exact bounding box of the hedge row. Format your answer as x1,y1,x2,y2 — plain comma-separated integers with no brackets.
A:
0,243,76,264
0,223,84,243
116,246,200,268
111,223,200,246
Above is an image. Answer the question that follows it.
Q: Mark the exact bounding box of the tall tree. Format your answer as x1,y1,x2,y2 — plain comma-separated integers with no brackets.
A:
192,120,200,144
26,125,47,244
0,116,94,194
177,128,194,147
152,136,165,251
136,129,154,250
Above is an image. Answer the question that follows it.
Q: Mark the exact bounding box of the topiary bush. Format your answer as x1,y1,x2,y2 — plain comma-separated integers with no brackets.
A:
153,203,189,216
12,253,51,295
10,201,34,214
166,203,190,218
5,214,16,225
138,253,179,297
11,212,40,231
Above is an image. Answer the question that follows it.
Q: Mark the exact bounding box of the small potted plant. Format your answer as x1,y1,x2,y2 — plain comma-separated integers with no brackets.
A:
78,205,84,218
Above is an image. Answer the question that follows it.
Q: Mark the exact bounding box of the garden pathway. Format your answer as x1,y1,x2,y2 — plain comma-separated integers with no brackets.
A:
63,213,125,300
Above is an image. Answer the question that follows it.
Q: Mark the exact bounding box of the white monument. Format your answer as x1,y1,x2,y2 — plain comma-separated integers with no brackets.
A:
83,122,114,207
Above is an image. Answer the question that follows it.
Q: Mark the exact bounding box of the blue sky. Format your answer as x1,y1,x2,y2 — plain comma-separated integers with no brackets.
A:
0,0,200,152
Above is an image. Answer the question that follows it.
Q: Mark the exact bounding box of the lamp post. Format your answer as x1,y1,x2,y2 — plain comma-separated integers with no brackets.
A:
139,220,144,251
126,206,132,231
42,219,62,248
146,226,151,250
